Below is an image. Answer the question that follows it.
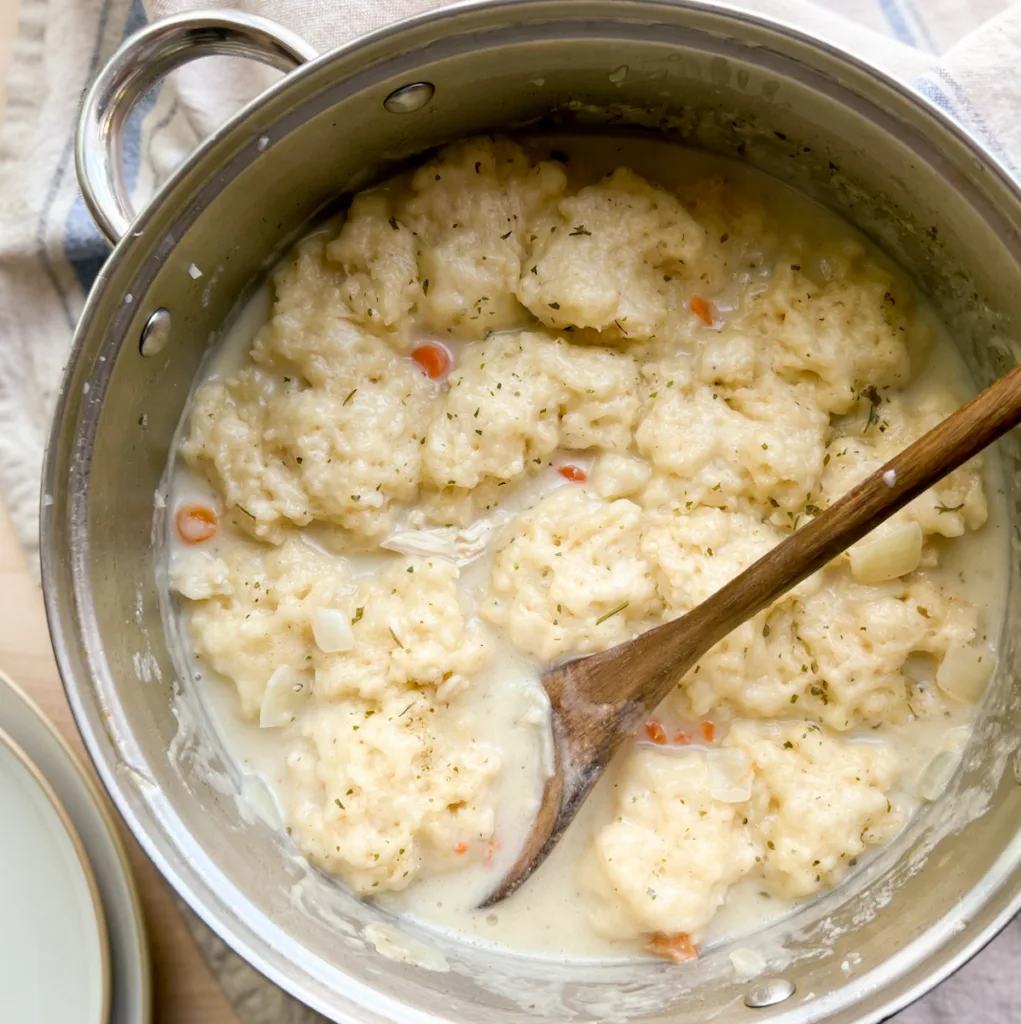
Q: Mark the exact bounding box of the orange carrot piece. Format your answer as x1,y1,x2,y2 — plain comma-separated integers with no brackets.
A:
558,464,588,482
689,296,714,326
701,721,716,743
176,504,218,544
484,839,499,865
646,932,699,963
453,841,469,855
645,720,668,745
411,342,453,380
673,731,691,745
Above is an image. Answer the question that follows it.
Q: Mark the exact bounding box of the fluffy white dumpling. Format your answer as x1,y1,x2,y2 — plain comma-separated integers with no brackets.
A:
582,748,760,941
484,488,662,661
726,721,903,898
517,168,710,341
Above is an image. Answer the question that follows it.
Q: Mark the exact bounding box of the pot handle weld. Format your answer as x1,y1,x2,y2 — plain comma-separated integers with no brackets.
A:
75,10,317,243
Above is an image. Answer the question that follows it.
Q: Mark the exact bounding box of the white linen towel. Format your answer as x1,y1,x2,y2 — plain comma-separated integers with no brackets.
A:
0,1,1017,1021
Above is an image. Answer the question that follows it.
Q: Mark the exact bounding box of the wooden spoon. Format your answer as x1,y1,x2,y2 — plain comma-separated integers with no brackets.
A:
481,361,1021,907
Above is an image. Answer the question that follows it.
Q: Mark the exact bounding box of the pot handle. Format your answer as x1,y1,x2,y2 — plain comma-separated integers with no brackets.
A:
75,10,318,243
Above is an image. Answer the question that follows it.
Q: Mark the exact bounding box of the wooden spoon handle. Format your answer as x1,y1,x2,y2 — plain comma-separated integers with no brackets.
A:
635,360,1021,708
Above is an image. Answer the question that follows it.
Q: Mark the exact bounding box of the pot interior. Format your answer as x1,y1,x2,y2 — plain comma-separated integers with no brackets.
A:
44,3,1021,1022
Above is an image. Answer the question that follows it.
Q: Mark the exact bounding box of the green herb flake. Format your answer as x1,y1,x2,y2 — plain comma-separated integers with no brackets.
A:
862,384,882,433
595,600,630,625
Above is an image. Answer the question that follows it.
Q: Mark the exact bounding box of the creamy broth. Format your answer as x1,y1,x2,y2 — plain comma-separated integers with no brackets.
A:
164,135,1009,962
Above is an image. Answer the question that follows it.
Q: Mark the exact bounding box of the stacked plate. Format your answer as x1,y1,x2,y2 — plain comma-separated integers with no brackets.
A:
0,671,151,1023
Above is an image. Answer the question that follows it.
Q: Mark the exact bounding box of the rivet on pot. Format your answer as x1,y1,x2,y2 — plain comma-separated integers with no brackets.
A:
383,82,435,113
744,978,796,1009
140,308,172,357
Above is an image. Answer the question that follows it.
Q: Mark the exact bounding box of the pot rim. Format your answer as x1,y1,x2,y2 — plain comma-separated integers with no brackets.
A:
41,2,1021,1021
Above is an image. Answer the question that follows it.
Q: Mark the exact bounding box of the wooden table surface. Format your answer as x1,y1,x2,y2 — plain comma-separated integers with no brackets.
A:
0,0,240,1019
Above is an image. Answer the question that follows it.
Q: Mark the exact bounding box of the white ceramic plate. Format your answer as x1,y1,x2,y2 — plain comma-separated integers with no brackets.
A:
0,672,151,1024
0,726,109,1023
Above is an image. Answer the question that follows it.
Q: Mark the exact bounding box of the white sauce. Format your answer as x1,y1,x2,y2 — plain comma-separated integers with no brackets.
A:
162,135,1009,963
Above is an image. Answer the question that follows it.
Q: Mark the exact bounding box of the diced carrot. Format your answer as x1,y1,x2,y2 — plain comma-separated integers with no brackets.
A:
176,504,218,544
411,342,453,380
645,720,668,745
701,721,716,743
453,841,469,855
673,731,691,745
645,932,699,963
559,464,587,483
689,296,715,326
484,839,499,865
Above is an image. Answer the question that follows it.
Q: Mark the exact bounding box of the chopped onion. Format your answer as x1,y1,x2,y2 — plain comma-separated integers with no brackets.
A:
260,665,311,728
436,673,468,702
849,521,922,584
936,643,997,705
706,748,753,803
519,687,554,778
941,725,971,752
240,774,283,829
312,607,355,653
729,947,766,979
591,453,652,500
918,749,960,802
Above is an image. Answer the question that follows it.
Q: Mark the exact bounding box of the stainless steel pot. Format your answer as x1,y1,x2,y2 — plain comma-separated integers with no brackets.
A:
43,3,1021,1022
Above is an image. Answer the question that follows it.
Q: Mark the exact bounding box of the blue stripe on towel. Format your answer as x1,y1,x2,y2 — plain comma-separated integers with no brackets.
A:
913,76,958,115
36,0,115,326
877,0,919,47
879,0,940,54
63,0,151,294
915,72,1018,177
900,0,939,54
